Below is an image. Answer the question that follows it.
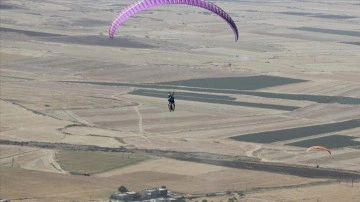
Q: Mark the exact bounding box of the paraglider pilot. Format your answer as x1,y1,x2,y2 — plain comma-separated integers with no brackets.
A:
168,92,175,111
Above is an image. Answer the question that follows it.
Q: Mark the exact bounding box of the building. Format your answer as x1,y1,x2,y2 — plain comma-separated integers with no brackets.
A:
147,198,178,202
141,187,168,199
110,187,183,202
111,191,137,201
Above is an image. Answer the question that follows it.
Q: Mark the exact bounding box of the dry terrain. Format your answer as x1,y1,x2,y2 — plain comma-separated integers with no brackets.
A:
1,0,359,201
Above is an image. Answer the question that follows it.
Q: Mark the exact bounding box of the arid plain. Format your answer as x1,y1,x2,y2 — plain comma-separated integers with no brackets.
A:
1,0,360,201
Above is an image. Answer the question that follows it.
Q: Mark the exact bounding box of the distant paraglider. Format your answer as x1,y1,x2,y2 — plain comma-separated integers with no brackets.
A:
108,0,239,41
306,146,331,155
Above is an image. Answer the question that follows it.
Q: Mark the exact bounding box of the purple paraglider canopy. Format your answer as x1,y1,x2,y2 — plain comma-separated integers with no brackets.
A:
109,0,239,41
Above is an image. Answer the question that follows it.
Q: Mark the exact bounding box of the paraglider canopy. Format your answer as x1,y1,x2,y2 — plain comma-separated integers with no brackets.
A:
306,146,331,155
109,0,239,41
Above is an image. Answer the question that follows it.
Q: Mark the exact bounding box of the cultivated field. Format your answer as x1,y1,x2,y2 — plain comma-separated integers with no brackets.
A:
56,151,149,174
1,0,359,201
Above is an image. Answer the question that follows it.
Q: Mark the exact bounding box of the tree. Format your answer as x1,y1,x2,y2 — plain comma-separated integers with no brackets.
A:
118,185,128,193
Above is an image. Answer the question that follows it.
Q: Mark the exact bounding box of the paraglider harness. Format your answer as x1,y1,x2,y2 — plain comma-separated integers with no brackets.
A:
168,92,175,112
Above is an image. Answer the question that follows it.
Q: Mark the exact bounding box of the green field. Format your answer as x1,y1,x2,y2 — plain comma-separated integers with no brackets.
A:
287,135,360,149
56,151,149,175
64,76,360,105
291,27,360,37
231,119,360,144
131,89,299,111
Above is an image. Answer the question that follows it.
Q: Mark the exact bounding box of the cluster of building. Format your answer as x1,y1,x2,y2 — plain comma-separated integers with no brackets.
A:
110,187,184,202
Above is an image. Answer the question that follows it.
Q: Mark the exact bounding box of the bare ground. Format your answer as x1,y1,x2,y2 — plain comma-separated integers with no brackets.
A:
1,0,360,201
